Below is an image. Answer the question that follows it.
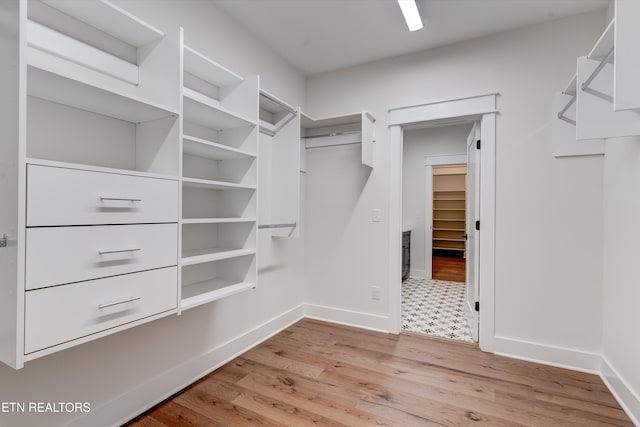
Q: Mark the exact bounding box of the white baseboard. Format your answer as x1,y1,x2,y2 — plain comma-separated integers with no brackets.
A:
304,303,390,333
63,304,306,427
493,336,601,374
601,356,640,426
409,269,426,279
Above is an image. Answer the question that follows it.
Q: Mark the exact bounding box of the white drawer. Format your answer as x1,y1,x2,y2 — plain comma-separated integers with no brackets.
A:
27,164,178,226
25,267,177,354
26,223,178,290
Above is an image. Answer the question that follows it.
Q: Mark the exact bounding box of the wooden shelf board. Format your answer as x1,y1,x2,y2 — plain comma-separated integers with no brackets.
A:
28,65,178,123
588,19,615,60
433,247,465,251
181,279,254,310
433,219,466,222
182,248,255,266
41,0,164,47
433,208,465,211
182,177,255,191
183,135,256,160
433,228,465,231
183,87,256,131
434,198,465,201
433,238,466,242
183,45,243,88
182,218,256,224
301,111,361,129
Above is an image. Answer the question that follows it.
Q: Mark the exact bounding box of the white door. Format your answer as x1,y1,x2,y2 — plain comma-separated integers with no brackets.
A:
465,123,481,342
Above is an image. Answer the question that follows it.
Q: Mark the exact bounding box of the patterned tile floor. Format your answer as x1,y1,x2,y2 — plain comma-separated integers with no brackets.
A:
402,277,474,343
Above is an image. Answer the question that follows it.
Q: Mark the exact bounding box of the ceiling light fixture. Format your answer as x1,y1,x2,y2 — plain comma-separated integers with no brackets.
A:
397,0,423,32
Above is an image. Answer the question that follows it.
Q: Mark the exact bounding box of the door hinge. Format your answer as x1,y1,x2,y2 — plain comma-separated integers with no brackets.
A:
476,139,481,150
475,301,480,311
475,220,480,231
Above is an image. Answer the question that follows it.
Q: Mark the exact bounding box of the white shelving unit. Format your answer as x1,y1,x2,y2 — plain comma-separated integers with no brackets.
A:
180,38,258,311
302,111,376,167
0,0,183,370
258,90,301,237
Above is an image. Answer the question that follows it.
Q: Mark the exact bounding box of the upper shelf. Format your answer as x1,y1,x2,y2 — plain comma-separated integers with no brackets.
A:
183,135,256,160
183,87,256,131
301,112,362,129
588,19,615,61
27,65,178,123
41,0,164,47
563,74,577,96
183,45,243,88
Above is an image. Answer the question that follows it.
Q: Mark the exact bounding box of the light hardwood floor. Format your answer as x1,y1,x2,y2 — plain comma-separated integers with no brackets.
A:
432,256,465,282
127,319,632,426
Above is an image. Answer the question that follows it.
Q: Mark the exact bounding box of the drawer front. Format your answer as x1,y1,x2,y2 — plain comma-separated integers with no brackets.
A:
25,267,177,354
26,223,178,290
27,164,178,226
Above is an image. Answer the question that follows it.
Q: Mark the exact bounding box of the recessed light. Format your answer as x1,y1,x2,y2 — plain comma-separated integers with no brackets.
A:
397,0,423,32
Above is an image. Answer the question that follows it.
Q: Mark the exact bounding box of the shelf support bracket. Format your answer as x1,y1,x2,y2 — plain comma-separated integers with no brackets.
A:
557,95,577,126
581,48,614,93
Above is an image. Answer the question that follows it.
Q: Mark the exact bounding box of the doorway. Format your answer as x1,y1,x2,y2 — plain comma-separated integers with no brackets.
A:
389,93,497,351
401,123,475,342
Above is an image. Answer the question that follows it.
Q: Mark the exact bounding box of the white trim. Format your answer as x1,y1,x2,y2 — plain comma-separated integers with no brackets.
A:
424,153,466,166
64,304,306,427
389,94,497,350
389,93,498,126
304,304,390,333
409,269,426,279
601,356,640,426
493,336,602,374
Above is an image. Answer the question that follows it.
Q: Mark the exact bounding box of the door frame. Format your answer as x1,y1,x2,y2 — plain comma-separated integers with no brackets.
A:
388,93,497,352
424,154,467,280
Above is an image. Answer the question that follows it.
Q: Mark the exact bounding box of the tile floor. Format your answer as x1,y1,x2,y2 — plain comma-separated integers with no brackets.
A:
401,277,474,342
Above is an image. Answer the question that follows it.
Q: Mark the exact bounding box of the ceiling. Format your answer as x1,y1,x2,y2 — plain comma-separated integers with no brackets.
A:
214,0,609,76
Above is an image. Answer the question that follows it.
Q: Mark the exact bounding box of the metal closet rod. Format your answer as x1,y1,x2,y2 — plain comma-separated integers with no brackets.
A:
557,95,576,126
303,130,361,139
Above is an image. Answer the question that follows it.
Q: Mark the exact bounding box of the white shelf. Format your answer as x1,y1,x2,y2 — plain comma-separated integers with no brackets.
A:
182,248,255,266
183,46,243,88
181,279,254,310
182,177,255,191
563,74,577,95
588,19,615,60
183,135,256,160
182,218,255,224
41,0,164,47
302,112,361,129
183,87,256,130
25,158,179,181
28,66,177,123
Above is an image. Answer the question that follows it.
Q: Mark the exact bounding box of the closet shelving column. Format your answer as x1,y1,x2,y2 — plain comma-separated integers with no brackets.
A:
180,40,259,310
432,171,466,256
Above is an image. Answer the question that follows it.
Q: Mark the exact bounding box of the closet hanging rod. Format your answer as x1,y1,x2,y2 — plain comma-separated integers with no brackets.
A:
260,92,298,116
581,48,614,92
258,222,297,229
557,95,576,126
303,130,361,139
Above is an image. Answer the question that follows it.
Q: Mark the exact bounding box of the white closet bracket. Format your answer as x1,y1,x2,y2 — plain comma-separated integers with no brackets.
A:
557,95,576,126
581,48,614,93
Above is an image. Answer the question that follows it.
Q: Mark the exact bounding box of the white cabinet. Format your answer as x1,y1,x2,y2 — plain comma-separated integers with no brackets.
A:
179,38,259,310
614,0,640,111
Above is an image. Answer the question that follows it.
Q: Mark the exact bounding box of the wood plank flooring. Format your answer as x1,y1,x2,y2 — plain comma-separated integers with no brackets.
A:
126,319,632,426
432,256,465,282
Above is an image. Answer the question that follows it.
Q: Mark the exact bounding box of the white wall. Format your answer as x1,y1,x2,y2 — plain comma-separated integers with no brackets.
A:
602,136,640,418
0,2,306,426
305,11,606,352
402,124,470,277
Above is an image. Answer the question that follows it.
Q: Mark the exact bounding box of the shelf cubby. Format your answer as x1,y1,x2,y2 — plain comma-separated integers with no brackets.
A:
181,255,256,310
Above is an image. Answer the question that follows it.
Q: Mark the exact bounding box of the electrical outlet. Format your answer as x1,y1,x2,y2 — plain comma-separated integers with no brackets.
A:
372,209,381,222
371,286,381,300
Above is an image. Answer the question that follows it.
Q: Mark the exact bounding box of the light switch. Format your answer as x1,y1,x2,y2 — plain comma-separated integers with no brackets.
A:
372,209,381,222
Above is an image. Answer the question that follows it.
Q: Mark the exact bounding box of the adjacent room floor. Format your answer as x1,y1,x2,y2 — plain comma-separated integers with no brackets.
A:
402,277,473,342
432,255,465,282
127,319,633,426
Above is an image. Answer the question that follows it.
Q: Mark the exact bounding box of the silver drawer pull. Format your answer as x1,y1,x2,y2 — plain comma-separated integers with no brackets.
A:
98,248,141,255
98,296,141,309
100,197,142,202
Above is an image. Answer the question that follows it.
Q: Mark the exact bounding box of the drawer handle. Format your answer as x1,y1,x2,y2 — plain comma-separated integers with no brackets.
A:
100,197,142,202
98,248,141,255
98,296,141,309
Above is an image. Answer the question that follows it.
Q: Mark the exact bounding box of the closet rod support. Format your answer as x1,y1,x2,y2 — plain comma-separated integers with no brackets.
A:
258,222,297,230
581,48,614,92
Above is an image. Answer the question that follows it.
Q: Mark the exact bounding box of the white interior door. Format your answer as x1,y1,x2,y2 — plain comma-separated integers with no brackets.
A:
465,123,481,342
424,165,433,279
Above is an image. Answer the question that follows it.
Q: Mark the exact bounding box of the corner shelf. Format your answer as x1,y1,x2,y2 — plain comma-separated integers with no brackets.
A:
183,45,243,88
